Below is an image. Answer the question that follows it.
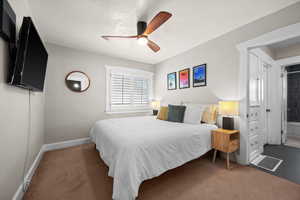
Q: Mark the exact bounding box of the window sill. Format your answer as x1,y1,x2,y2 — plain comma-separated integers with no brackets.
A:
106,110,152,115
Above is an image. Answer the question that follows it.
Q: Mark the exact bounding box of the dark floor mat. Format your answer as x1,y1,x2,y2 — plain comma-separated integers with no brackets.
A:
252,155,283,172
257,156,282,171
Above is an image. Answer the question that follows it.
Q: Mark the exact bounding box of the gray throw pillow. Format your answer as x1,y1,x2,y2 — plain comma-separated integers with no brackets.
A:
167,105,186,123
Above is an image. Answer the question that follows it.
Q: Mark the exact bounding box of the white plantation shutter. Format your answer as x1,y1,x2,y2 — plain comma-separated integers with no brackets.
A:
133,78,149,104
106,66,153,113
111,74,132,105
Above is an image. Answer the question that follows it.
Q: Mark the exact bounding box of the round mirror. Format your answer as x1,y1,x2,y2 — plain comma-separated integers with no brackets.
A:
65,71,90,92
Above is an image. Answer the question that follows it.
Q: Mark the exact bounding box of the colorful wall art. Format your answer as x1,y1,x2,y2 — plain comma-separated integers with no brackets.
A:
179,68,190,89
167,72,177,90
193,64,207,87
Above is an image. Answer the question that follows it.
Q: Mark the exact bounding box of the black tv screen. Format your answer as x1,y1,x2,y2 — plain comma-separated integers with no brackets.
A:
8,17,48,91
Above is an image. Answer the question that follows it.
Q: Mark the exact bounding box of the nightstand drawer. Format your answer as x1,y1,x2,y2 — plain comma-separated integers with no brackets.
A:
228,139,239,153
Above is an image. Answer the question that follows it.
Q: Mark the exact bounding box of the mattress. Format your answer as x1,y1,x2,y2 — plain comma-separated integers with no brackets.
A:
90,116,217,200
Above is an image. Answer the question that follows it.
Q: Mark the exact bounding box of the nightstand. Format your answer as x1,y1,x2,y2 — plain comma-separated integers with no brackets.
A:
211,128,239,169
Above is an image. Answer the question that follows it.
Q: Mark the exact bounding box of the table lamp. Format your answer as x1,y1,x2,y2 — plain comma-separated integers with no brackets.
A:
151,100,160,115
219,101,239,130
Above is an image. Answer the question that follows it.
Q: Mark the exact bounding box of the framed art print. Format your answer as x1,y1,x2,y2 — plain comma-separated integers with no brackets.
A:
193,64,207,87
167,72,177,90
179,68,190,89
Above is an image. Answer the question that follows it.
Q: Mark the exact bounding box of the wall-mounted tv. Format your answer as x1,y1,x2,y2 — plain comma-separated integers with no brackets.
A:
0,0,16,43
8,17,48,91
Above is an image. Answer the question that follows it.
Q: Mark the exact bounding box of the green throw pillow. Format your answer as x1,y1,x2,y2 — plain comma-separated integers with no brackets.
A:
167,105,186,123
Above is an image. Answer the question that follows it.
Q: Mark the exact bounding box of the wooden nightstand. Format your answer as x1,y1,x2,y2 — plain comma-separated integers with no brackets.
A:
211,129,239,169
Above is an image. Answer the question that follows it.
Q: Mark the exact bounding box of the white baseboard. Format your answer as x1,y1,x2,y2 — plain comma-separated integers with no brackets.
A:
12,147,44,200
43,137,91,151
12,137,91,200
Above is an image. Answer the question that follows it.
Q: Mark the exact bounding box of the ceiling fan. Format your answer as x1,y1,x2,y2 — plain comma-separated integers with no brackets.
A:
102,11,172,53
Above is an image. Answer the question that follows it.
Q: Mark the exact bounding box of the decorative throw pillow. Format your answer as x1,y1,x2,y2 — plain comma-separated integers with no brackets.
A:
201,105,218,124
157,106,169,120
183,104,206,124
167,105,186,123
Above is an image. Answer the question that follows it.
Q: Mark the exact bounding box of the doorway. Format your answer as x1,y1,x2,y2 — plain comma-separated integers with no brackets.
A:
283,64,300,148
237,22,300,165
243,37,300,186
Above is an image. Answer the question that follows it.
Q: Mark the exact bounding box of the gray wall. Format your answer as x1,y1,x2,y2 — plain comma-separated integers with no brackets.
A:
0,0,45,199
260,46,276,60
154,3,300,105
44,43,154,144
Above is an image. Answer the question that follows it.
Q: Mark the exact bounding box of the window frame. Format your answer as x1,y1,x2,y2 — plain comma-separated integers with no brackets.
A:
105,65,154,114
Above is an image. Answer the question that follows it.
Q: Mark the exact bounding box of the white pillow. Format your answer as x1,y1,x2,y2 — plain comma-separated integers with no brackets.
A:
183,104,206,124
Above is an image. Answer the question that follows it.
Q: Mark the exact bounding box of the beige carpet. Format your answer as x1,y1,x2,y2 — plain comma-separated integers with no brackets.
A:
24,144,300,200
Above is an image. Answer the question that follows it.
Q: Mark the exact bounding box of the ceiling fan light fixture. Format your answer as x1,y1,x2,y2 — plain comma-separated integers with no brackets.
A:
137,37,148,46
101,11,172,52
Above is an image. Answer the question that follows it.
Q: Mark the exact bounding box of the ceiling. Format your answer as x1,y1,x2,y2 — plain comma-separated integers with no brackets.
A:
28,0,300,64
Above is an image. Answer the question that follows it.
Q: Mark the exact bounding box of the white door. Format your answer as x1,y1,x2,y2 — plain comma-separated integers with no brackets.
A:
281,68,288,144
248,52,263,161
261,62,271,145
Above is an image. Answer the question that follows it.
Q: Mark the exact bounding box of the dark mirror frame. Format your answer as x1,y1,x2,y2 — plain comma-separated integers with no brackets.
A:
65,71,91,93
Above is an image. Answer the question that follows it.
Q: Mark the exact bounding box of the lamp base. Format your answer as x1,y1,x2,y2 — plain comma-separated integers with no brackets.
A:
153,110,158,116
222,117,234,130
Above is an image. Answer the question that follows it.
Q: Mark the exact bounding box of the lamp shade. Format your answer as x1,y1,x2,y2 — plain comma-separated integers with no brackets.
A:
219,101,239,116
151,101,160,110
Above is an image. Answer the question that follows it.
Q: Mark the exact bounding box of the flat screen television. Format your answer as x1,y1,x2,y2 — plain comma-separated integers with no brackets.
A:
8,17,48,91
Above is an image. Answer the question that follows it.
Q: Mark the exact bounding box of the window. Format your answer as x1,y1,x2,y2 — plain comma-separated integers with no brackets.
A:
106,66,153,113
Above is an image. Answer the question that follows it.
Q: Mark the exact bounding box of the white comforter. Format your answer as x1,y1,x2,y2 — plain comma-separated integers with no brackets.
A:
90,116,217,200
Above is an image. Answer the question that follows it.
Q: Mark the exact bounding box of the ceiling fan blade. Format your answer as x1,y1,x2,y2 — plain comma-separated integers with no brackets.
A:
102,35,138,40
143,11,172,35
147,40,160,52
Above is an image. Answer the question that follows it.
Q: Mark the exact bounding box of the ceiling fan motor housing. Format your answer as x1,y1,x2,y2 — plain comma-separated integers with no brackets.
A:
137,21,147,35
102,12,172,52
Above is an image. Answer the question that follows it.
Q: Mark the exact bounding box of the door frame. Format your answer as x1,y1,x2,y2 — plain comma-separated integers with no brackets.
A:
281,67,287,144
261,61,271,145
276,56,300,144
237,22,300,165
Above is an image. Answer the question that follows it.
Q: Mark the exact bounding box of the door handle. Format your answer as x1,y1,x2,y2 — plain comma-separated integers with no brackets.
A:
266,109,271,112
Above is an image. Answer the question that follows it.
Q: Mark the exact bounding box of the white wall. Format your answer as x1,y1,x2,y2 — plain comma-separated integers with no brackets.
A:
155,3,300,106
287,122,300,138
44,43,154,143
287,122,300,137
275,43,300,60
0,1,45,199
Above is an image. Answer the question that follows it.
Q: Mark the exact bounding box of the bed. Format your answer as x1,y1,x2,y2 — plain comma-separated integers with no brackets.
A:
90,116,217,200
